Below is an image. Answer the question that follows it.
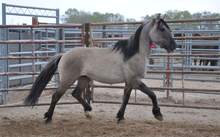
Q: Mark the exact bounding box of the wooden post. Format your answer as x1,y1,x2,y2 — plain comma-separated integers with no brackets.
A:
84,23,90,47
32,16,38,26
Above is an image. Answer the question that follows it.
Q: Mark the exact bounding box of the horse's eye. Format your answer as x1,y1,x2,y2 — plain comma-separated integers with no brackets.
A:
159,27,165,32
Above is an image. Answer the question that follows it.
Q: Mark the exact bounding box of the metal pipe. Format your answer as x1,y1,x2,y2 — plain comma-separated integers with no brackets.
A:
0,24,82,28
92,100,220,110
93,85,220,93
4,3,58,11
147,70,220,75
175,36,220,40
0,40,81,44
92,36,220,42
0,56,51,60
90,18,220,26
0,100,219,110
1,17,219,28
0,85,219,94
0,101,79,108
151,54,220,57
0,54,219,60
0,70,219,76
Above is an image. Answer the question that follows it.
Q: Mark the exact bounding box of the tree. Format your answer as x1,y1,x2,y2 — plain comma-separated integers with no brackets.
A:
64,8,125,23
143,10,220,21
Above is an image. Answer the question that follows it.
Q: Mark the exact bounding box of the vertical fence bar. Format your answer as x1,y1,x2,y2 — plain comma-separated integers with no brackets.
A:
54,28,60,86
134,89,137,103
186,33,192,70
0,28,9,104
218,39,220,66
2,3,6,25
0,29,2,104
165,53,171,98
181,54,185,105
102,25,106,47
18,30,22,85
31,27,36,83
56,9,59,24
0,3,7,104
45,28,48,57
84,23,91,48
81,24,85,47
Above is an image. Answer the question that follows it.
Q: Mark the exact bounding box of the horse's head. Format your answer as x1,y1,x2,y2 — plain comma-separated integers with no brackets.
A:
148,14,177,53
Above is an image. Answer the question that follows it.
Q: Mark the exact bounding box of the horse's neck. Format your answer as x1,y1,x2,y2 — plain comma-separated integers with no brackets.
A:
139,25,151,58
139,38,150,58
122,23,152,78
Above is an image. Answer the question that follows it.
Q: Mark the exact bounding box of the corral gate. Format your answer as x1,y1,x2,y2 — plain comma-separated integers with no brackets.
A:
0,3,60,104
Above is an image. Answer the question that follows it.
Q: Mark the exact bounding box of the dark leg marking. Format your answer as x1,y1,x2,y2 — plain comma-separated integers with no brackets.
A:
116,84,132,123
137,81,163,121
72,85,92,112
44,90,64,123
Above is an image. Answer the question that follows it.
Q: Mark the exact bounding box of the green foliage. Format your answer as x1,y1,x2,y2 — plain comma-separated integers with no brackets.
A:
63,8,220,23
143,10,220,20
64,8,125,23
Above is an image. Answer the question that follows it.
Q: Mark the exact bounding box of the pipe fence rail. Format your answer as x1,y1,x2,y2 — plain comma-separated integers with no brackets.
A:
0,17,220,110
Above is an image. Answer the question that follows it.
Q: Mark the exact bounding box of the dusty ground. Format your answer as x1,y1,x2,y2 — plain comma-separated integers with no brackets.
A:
1,79,220,137
1,104,220,137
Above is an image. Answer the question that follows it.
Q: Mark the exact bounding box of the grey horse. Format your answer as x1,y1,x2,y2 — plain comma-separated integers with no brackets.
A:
24,15,176,123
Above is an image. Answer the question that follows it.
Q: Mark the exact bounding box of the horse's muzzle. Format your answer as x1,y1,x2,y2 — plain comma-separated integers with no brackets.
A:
169,39,177,52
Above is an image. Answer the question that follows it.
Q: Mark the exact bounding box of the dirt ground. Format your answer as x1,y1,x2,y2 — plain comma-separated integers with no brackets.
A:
1,104,220,137
1,79,220,137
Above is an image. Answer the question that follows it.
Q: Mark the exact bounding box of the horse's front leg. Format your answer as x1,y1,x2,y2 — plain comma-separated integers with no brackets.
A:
137,81,163,121
116,84,132,123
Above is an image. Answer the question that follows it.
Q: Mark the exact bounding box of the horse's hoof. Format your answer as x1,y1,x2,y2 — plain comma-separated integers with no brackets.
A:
84,105,92,112
116,114,125,123
117,117,125,124
84,111,92,119
116,110,125,123
44,112,52,124
152,107,163,121
154,115,163,121
45,118,52,124
44,112,49,119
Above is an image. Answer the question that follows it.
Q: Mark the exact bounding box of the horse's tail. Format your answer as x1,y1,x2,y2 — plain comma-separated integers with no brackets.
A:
24,54,62,106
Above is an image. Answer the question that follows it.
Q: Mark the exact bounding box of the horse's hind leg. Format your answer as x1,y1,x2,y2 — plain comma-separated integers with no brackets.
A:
72,76,92,112
116,83,132,123
44,84,69,123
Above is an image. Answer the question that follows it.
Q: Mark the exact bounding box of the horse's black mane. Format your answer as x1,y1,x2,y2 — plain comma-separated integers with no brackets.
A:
160,19,170,30
112,24,144,61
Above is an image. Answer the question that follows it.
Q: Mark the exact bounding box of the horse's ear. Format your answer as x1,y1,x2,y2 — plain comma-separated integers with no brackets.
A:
155,13,161,20
155,13,162,26
154,14,162,29
151,18,156,25
162,14,167,20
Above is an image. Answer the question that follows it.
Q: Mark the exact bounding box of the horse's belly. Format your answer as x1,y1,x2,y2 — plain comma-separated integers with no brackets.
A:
82,65,124,84
92,73,124,84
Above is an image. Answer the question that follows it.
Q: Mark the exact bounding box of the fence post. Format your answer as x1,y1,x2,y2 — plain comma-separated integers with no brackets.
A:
0,28,8,105
83,23,91,47
164,53,173,98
